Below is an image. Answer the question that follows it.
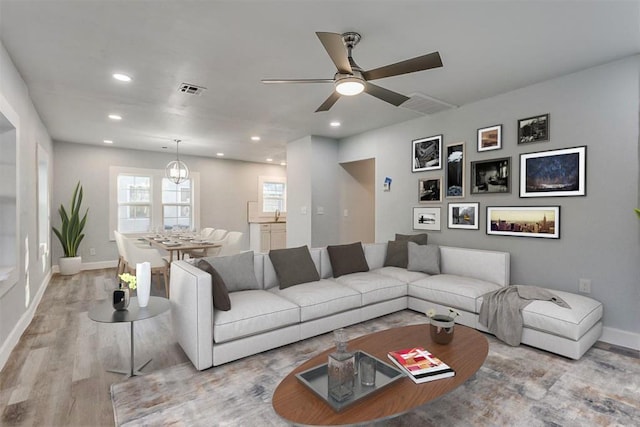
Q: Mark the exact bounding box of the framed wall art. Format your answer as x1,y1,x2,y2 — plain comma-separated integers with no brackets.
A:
445,142,465,197
470,157,511,194
520,146,586,197
448,202,479,230
418,177,442,203
518,113,549,144
413,207,441,231
487,206,560,239
412,135,442,172
477,124,502,152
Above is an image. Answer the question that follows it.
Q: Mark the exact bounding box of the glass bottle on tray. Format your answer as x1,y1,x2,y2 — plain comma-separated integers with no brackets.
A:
327,328,355,402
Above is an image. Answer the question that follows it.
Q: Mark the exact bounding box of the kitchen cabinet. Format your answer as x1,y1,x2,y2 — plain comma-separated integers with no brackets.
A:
249,222,286,253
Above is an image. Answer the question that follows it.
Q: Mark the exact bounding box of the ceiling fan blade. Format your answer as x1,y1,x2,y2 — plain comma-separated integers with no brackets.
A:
261,79,334,84
316,32,352,74
315,91,341,112
364,82,410,106
363,51,443,81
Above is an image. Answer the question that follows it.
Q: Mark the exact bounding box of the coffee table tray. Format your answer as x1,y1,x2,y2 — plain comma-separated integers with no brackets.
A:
295,350,405,412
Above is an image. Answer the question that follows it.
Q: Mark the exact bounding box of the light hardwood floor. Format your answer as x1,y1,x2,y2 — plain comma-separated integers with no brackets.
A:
0,269,188,426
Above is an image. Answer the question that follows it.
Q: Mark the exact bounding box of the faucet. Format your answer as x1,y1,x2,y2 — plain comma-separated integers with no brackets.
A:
275,209,280,222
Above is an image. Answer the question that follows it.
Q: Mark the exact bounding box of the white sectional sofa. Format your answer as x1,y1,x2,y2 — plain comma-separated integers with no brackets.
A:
170,243,603,370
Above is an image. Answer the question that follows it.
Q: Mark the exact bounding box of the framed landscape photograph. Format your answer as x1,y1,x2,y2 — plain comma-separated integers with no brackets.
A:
412,135,442,172
418,177,442,203
477,124,502,152
448,202,479,230
487,206,560,239
520,146,586,197
445,142,465,197
470,157,511,194
518,113,549,144
413,207,441,231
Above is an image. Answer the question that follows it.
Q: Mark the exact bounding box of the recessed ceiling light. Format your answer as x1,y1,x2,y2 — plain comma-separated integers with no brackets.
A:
103,139,113,144
330,121,341,127
112,73,132,82
266,158,273,162
108,114,122,120
280,161,287,166
216,152,224,157
251,136,261,141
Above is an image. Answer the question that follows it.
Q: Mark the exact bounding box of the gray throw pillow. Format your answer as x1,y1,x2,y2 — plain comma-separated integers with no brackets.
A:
201,251,260,292
395,233,429,245
407,242,441,275
196,260,231,311
269,245,320,289
326,242,369,278
383,240,410,268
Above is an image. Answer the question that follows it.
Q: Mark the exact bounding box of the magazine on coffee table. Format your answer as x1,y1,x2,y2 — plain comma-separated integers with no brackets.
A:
387,347,455,384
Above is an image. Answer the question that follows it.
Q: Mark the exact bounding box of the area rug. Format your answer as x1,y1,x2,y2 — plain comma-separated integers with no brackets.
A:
111,311,639,426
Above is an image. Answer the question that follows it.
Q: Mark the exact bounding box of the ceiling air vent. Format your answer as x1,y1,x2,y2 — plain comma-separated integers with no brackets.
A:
178,83,207,95
401,93,457,115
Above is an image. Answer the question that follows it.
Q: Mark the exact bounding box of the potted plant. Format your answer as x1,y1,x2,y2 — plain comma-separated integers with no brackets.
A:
426,308,460,345
52,181,88,275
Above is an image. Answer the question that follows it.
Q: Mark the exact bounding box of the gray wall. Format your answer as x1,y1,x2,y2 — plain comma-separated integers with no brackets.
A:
0,41,54,368
52,141,286,265
340,56,640,343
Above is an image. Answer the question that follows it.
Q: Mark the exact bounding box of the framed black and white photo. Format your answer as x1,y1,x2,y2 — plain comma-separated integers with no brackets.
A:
413,207,441,231
412,135,442,172
520,146,586,197
448,203,479,230
470,157,511,194
446,142,465,197
477,124,502,152
518,113,549,144
487,206,560,239
418,177,442,203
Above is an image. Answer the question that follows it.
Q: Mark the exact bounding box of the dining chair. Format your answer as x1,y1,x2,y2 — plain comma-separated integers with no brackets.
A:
217,231,243,256
113,230,129,276
200,227,216,239
122,237,170,298
186,229,228,258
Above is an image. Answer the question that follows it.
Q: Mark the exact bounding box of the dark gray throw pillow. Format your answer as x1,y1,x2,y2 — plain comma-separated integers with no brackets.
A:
269,245,320,289
406,242,441,275
395,233,429,245
196,259,231,311
383,240,410,268
201,251,260,292
326,242,369,278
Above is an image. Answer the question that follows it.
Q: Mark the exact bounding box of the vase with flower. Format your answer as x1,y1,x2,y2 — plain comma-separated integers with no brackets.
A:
426,307,460,344
114,273,137,311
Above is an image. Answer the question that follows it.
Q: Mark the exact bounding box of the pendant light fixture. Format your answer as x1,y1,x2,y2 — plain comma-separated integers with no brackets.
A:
165,139,189,184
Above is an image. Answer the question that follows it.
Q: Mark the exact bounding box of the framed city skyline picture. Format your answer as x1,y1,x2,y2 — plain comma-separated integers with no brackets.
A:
448,202,479,230
487,206,560,239
412,135,442,172
413,207,441,231
520,146,586,197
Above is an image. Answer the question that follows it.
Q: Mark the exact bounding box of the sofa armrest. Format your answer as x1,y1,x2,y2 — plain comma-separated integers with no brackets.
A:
170,260,214,370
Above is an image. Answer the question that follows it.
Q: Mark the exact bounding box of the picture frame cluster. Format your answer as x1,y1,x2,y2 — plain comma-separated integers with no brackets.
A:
410,113,586,239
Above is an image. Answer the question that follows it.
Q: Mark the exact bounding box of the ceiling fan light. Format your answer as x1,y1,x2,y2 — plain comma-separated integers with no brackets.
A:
335,77,365,96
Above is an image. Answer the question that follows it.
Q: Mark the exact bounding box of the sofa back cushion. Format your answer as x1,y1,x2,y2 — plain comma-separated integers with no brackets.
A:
440,246,510,286
269,245,321,289
201,251,260,292
327,242,369,278
363,243,386,270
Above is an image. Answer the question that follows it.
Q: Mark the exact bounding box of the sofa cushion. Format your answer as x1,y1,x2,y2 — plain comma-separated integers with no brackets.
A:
213,290,300,343
407,242,441,275
335,272,407,306
327,242,369,278
373,266,429,283
269,245,320,289
409,274,503,313
519,290,603,341
268,279,361,322
202,251,260,292
196,259,231,311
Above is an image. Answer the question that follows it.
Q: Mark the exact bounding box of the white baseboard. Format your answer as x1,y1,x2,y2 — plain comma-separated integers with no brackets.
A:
0,270,52,372
51,259,118,274
601,326,640,351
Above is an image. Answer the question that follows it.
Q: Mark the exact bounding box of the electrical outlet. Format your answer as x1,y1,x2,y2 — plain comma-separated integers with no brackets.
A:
89,247,96,256
579,278,591,294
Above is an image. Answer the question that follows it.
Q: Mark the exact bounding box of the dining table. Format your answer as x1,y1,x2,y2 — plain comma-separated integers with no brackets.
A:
140,235,221,263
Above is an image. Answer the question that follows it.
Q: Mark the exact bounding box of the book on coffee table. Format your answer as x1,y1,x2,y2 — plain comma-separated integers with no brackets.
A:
387,347,455,384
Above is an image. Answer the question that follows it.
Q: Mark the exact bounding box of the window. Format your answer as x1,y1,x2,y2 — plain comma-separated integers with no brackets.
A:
109,167,199,237
258,176,286,215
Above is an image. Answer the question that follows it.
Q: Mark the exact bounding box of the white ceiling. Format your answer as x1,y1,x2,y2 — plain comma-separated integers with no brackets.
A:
1,1,638,164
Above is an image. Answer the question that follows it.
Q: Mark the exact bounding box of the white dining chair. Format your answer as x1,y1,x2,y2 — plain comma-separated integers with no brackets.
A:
186,229,228,258
216,231,244,257
113,230,129,276
122,237,170,298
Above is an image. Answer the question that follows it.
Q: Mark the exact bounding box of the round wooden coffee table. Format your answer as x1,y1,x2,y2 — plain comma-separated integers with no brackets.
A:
272,324,488,425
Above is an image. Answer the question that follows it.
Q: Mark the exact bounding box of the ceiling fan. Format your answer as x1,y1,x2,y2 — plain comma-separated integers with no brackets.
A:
261,31,443,112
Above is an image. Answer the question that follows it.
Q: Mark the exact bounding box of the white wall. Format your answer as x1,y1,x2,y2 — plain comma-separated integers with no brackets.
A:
52,141,286,265
340,56,640,347
310,136,340,247
339,159,375,244
0,41,54,370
